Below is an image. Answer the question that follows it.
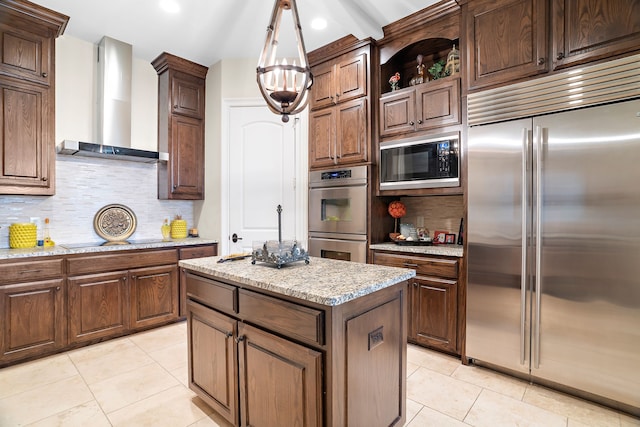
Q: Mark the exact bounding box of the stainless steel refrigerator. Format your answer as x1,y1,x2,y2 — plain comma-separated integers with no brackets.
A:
466,54,640,415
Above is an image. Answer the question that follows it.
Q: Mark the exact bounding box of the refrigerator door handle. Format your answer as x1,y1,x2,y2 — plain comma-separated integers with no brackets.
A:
520,128,529,366
534,125,544,369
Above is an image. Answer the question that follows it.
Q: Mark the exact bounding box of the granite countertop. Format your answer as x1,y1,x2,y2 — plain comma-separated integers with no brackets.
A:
0,238,218,260
179,256,416,307
369,242,464,258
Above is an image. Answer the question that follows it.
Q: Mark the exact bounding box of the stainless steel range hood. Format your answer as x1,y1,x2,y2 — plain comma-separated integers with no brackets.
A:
57,36,163,163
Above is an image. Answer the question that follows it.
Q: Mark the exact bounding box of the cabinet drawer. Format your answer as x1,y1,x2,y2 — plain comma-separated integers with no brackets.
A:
186,273,237,314
238,289,325,346
1,258,64,283
67,249,178,275
179,245,217,260
373,252,458,279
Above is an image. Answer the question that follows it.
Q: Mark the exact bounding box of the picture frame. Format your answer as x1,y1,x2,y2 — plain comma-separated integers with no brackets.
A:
445,233,456,244
433,230,447,244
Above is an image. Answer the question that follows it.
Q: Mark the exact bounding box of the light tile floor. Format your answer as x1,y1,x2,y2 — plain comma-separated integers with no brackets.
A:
0,321,638,426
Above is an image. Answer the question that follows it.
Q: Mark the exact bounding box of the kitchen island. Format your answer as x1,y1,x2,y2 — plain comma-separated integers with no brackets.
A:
179,256,415,427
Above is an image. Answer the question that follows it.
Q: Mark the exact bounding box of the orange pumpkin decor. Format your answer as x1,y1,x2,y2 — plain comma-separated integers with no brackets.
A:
388,201,406,234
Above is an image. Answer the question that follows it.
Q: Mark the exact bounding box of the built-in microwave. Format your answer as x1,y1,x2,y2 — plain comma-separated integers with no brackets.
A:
379,133,460,190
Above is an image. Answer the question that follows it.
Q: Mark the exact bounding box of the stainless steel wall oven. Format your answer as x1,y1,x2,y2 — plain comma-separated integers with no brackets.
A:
308,165,368,263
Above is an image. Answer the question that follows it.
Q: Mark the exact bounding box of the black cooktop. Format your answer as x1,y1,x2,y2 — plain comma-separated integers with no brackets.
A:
61,239,168,249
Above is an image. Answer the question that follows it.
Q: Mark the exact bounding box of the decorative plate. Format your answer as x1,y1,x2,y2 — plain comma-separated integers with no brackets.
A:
93,204,137,241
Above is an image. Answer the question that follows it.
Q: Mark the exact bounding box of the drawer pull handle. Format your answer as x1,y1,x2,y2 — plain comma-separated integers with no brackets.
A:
19,269,42,274
403,263,418,268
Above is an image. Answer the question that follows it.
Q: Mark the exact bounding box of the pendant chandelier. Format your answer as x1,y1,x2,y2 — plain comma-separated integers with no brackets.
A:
257,0,313,122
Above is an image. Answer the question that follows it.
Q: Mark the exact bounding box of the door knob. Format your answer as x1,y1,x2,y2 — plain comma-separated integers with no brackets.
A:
231,233,243,243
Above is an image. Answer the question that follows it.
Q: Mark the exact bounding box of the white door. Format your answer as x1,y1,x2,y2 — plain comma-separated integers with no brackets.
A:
226,104,301,255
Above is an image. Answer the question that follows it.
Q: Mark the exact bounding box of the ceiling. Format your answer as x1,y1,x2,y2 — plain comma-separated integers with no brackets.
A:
34,0,440,66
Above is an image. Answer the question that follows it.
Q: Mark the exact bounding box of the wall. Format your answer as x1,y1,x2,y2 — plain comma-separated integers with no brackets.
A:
0,157,193,248
0,35,193,248
399,195,464,241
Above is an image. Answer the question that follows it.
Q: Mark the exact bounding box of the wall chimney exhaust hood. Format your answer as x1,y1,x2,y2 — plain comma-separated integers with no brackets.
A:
57,36,165,163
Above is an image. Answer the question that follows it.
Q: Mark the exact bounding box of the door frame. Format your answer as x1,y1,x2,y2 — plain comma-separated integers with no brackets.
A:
221,98,308,255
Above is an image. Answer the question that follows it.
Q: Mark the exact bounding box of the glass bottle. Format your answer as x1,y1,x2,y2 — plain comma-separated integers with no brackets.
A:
161,219,171,240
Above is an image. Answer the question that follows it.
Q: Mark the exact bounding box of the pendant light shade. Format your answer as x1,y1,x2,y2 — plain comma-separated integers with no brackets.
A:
257,0,313,122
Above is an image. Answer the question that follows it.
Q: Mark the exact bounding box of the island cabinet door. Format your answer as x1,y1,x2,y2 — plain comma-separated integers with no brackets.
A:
187,300,239,427
237,323,323,427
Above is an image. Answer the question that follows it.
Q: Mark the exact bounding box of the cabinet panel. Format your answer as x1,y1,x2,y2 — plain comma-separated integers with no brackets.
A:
238,323,322,427
170,114,204,199
552,0,640,69
465,0,548,90
411,277,457,352
0,80,52,192
310,61,335,110
346,297,403,426
171,73,204,119
2,258,63,283
416,78,460,131
337,52,367,103
0,279,65,363
372,252,459,279
0,23,51,86
187,299,238,426
67,250,178,276
335,97,368,164
130,264,178,329
68,271,129,344
380,90,416,137
179,244,217,260
185,272,237,315
309,108,336,168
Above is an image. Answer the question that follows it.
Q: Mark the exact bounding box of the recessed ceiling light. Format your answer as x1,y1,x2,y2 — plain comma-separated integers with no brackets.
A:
159,0,180,13
311,17,327,30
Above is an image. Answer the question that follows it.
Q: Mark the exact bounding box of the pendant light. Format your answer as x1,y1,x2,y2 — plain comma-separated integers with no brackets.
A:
257,0,313,122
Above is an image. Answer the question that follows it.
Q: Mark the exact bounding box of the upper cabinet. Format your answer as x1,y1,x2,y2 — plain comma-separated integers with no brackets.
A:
152,53,208,200
378,1,462,142
462,0,640,91
551,0,640,70
0,0,68,195
308,37,373,170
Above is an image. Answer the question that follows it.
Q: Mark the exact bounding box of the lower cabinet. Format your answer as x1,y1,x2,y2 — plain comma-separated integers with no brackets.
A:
0,278,65,363
238,323,323,427
185,270,407,426
372,250,462,355
130,264,178,329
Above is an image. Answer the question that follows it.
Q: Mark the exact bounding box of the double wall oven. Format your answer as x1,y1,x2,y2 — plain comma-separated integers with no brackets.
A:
308,165,368,263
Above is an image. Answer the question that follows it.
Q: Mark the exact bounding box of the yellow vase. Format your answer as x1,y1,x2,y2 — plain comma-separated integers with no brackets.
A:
170,219,188,239
9,223,37,248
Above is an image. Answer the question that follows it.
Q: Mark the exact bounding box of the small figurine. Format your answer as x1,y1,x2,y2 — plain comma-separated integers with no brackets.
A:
416,54,426,84
389,72,400,91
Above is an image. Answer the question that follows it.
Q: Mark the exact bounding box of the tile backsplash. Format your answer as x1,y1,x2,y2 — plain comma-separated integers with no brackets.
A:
399,195,464,239
0,156,194,248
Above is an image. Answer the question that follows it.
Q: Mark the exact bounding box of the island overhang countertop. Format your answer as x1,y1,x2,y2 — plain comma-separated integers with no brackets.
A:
179,256,416,306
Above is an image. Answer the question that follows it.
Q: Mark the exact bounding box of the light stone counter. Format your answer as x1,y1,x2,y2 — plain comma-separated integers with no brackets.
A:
179,256,416,306
0,238,218,260
370,242,464,257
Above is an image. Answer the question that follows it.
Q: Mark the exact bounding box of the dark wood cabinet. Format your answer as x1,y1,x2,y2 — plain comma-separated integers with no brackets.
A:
551,0,640,70
308,38,372,169
185,267,407,426
0,277,65,364
187,298,239,426
464,0,548,90
310,51,367,110
68,271,130,344
67,249,179,344
153,52,208,200
463,0,640,90
179,244,218,317
380,76,460,138
309,97,368,168
238,323,323,427
0,0,67,195
130,264,178,329
372,250,462,355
